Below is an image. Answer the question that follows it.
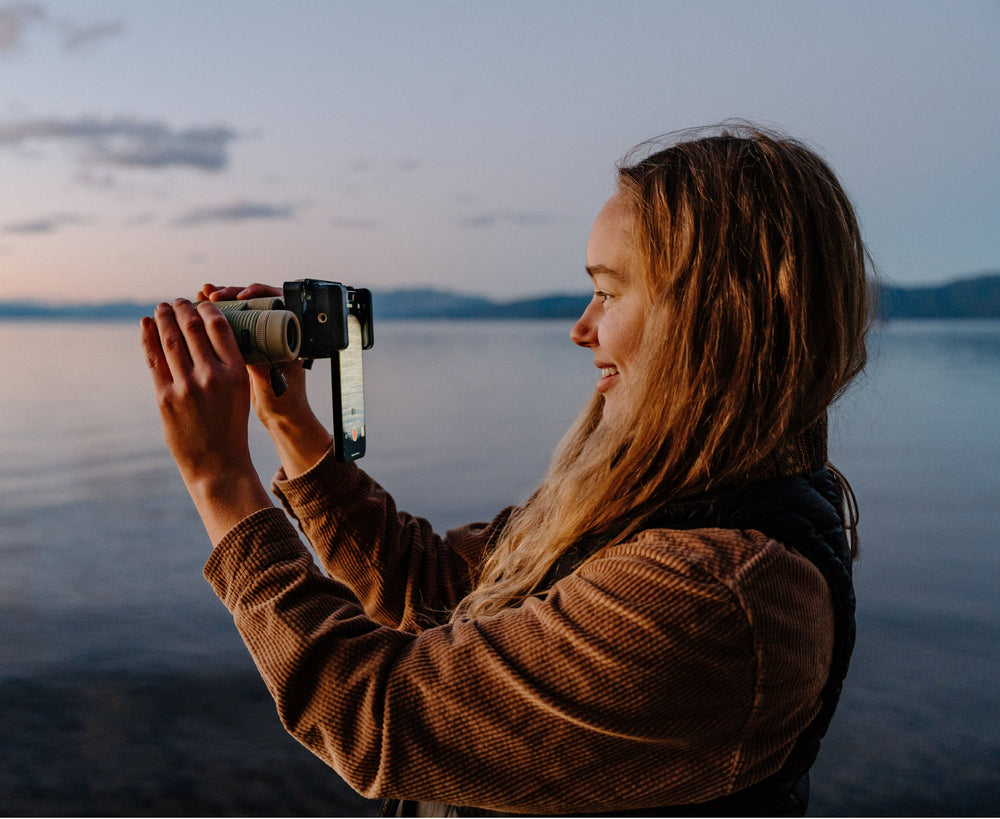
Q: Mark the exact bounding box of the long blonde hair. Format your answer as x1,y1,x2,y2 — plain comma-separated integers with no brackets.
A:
452,123,872,622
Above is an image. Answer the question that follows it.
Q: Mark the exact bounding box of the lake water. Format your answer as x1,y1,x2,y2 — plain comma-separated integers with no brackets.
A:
1,318,998,815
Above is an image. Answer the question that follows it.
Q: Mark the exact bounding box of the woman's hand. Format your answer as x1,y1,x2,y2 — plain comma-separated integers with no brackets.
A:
199,282,310,422
141,299,273,543
198,282,333,479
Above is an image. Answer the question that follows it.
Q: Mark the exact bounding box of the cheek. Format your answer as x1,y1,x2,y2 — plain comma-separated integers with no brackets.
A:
597,317,622,357
604,314,644,366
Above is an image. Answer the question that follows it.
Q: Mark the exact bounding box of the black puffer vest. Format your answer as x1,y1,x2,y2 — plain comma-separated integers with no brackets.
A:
385,467,855,818
610,466,856,816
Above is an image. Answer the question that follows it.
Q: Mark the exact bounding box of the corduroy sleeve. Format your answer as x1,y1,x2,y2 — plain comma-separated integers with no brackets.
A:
203,509,828,814
268,448,506,631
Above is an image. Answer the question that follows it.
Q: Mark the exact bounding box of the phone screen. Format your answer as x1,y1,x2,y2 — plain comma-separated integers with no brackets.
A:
334,313,366,461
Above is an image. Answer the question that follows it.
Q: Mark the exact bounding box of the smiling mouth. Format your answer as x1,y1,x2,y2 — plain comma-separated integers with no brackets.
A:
595,365,619,393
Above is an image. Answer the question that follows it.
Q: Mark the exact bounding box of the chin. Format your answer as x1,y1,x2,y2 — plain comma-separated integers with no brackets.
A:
598,389,639,430
597,402,623,431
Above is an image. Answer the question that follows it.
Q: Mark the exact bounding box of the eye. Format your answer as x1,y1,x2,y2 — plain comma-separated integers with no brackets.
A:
593,290,612,304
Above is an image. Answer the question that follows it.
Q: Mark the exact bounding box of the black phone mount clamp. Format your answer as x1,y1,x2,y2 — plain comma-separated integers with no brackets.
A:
282,280,373,462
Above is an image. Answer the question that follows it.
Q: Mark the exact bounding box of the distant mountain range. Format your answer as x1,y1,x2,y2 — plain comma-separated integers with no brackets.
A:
2,273,999,321
876,273,1000,319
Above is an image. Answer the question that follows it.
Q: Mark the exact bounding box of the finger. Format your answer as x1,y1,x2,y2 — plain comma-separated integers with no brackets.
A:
140,315,173,391
153,302,194,376
197,301,245,366
206,286,245,302
196,283,221,301
172,298,221,366
201,283,282,301
238,283,283,299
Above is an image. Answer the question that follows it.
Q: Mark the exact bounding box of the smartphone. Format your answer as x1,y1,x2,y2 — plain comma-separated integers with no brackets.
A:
331,312,366,462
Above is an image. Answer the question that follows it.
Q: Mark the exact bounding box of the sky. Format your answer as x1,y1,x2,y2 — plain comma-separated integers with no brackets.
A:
0,0,998,304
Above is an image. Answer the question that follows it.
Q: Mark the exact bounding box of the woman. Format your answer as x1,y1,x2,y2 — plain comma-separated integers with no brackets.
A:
141,123,870,816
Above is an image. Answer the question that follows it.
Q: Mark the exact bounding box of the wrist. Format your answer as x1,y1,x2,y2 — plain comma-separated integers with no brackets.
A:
260,411,333,480
185,468,274,545
258,400,318,433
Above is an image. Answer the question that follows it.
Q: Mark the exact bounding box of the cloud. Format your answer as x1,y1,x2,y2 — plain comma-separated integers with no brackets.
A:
457,210,554,229
330,216,382,231
59,19,123,52
125,211,155,227
0,3,121,55
0,2,44,54
3,212,88,234
72,167,116,188
345,158,420,174
0,116,239,171
173,201,297,227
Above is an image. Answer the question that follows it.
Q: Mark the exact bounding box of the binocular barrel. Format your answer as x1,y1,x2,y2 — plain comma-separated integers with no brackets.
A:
210,299,302,364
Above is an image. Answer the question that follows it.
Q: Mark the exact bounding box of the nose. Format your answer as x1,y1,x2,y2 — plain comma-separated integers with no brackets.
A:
571,301,598,348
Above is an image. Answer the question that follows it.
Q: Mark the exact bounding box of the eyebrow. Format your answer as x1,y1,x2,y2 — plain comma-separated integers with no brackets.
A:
586,264,626,281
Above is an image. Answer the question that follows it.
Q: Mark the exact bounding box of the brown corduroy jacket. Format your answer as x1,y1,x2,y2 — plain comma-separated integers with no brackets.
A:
204,449,833,814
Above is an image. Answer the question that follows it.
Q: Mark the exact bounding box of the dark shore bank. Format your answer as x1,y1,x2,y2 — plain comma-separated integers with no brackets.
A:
3,613,998,819
0,668,378,817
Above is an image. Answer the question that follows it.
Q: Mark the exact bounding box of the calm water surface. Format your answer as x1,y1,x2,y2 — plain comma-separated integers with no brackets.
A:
1,318,998,814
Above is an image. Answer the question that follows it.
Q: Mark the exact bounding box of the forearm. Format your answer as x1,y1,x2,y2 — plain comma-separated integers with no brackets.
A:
273,451,486,629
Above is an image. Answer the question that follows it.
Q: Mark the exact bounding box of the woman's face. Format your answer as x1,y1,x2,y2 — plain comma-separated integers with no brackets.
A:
571,193,648,427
